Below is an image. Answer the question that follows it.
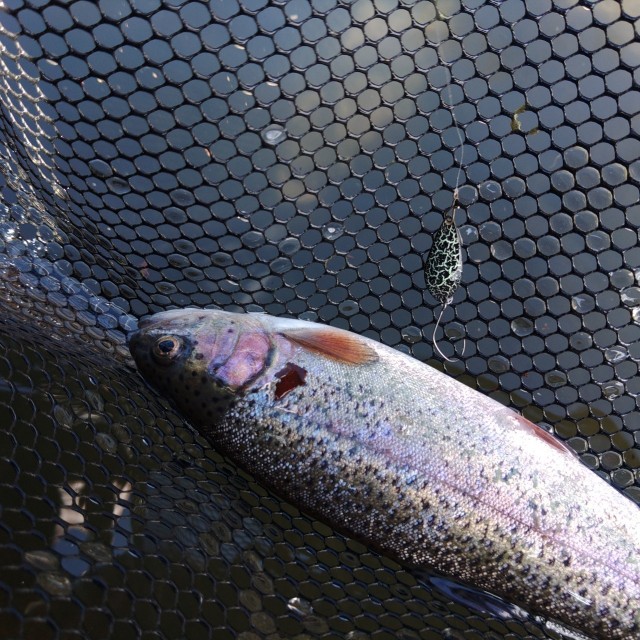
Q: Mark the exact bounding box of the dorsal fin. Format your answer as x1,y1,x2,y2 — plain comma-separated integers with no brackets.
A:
511,412,577,458
281,327,379,365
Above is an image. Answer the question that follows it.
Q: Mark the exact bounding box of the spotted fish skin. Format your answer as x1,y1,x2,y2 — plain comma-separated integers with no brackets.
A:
424,212,463,306
130,309,640,640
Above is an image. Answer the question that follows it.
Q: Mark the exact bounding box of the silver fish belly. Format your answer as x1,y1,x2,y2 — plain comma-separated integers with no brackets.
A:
129,309,640,639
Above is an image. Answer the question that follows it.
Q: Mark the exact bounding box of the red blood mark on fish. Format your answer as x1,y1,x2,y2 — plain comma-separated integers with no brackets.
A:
215,332,270,390
510,412,577,457
274,363,307,399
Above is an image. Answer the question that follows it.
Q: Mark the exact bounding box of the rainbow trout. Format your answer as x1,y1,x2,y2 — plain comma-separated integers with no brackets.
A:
129,309,640,639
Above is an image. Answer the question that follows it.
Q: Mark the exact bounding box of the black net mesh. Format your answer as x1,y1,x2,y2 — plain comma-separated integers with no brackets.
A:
1,0,639,638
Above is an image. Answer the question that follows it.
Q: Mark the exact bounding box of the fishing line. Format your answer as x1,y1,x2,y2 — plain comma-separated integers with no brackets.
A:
427,63,467,362
432,302,453,362
446,74,465,204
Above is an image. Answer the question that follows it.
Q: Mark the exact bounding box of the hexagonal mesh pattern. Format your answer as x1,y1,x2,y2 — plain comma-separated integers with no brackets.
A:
0,0,639,638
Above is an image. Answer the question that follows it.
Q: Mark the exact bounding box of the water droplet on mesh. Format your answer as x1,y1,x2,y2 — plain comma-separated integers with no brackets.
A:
89,159,112,178
261,124,287,145
270,257,291,274
571,293,595,313
0,221,17,242
198,532,220,556
511,317,534,336
168,254,189,268
445,322,464,340
278,237,300,255
97,314,119,330
53,404,74,428
157,282,177,294
171,189,195,206
239,588,263,612
252,572,274,595
621,286,640,306
402,326,422,344
586,231,609,252
52,182,68,200
243,550,264,573
602,381,624,399
40,275,60,292
302,615,330,634
95,432,117,453
212,252,233,267
85,389,103,411
571,333,591,350
106,177,130,194
246,304,265,314
478,180,502,201
299,310,318,322
36,572,72,596
459,225,478,242
490,241,512,260
455,184,478,205
544,371,567,387
287,596,313,617
488,355,509,373
430,574,531,620
338,300,359,316
121,314,139,333
605,346,628,363
443,629,466,640
25,550,60,571
321,222,344,240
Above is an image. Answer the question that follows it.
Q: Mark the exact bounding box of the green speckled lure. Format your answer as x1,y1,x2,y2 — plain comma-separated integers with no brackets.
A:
424,205,463,360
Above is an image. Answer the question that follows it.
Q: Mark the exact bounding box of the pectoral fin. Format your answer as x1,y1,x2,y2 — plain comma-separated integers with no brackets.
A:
281,327,379,365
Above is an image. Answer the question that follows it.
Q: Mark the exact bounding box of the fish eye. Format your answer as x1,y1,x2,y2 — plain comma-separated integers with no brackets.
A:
152,335,183,364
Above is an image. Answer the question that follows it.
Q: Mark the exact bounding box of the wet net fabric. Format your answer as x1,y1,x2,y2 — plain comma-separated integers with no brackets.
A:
0,0,639,638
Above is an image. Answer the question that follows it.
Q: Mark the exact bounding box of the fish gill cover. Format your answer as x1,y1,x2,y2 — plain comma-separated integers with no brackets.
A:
0,1,639,639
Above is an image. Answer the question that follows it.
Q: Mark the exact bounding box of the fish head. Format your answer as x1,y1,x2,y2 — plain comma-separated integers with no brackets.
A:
129,308,380,425
129,308,275,422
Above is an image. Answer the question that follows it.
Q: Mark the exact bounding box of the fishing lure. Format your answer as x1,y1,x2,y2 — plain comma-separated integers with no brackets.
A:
424,204,463,361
